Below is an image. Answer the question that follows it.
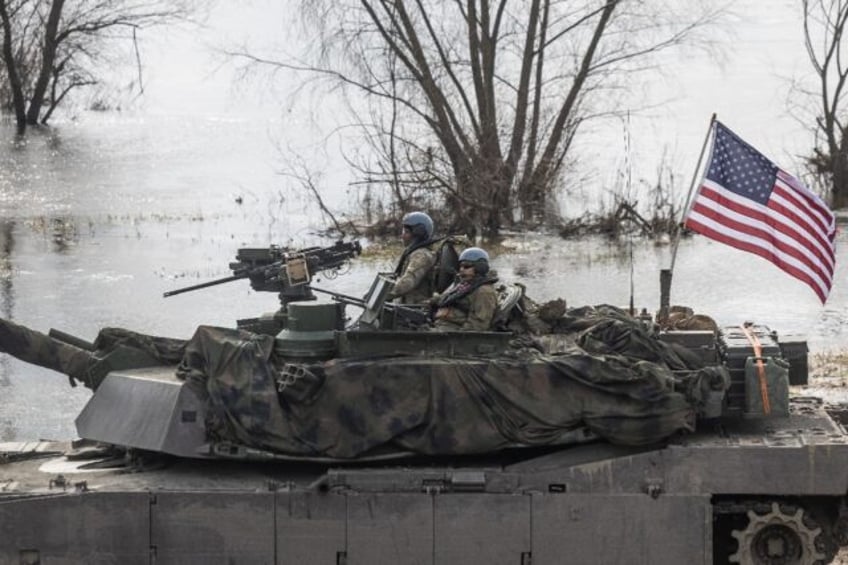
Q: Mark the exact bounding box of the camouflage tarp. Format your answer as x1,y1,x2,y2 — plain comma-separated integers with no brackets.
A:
0,318,185,389
174,305,726,458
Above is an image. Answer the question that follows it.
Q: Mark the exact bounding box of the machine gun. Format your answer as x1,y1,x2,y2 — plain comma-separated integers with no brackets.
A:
164,239,362,306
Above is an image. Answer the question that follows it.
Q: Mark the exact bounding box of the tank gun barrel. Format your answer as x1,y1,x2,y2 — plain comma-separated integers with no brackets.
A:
0,318,97,388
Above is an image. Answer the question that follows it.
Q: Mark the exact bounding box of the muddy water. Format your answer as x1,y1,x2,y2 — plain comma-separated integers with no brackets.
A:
1,115,847,440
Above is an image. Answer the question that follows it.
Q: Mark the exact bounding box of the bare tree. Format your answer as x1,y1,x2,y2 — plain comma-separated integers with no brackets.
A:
229,0,723,237
802,0,848,208
0,0,28,129
0,0,195,134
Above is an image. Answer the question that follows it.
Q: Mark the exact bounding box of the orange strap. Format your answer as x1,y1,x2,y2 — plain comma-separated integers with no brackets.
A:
739,325,771,415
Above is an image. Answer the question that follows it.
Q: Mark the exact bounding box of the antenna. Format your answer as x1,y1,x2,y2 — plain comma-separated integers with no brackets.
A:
624,111,635,315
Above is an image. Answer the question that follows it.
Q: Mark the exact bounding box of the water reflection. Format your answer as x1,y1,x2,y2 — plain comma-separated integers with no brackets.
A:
49,217,78,252
0,221,17,442
0,221,12,389
0,220,12,310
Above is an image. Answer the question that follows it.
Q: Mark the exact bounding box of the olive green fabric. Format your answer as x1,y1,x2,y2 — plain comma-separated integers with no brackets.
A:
91,328,186,365
0,317,93,387
0,318,185,389
173,305,727,458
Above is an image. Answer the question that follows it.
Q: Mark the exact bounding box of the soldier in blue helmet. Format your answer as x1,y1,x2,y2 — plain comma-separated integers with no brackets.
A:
432,247,499,331
388,211,438,304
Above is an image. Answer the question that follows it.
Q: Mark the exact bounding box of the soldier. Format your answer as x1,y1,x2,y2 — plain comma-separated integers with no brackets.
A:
388,211,437,304
432,247,498,331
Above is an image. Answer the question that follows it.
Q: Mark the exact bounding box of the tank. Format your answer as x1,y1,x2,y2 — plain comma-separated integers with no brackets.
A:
1,243,847,565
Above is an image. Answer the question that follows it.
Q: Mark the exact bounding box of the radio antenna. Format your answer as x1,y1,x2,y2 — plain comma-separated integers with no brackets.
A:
623,111,635,315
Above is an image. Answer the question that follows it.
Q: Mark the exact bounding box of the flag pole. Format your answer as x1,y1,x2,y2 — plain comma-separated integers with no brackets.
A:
659,113,717,323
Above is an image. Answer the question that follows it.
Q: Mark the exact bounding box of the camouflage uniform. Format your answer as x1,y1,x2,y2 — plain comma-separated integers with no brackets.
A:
391,246,437,304
433,273,499,331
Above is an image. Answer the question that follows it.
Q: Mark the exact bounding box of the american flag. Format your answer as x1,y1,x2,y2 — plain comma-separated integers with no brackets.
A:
683,121,837,303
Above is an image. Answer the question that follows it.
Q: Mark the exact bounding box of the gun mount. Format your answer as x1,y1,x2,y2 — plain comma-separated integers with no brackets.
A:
164,239,361,331
229,239,361,294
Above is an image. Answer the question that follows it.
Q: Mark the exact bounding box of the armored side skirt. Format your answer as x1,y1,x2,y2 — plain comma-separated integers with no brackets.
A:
0,489,710,564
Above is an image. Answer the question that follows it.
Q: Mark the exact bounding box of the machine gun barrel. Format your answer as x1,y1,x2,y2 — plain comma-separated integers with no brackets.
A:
162,239,362,300
163,274,245,297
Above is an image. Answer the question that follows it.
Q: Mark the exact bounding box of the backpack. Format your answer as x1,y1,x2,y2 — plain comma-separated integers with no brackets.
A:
431,236,462,293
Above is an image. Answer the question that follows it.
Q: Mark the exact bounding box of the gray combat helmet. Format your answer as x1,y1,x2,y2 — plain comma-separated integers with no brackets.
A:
402,211,434,241
459,246,489,275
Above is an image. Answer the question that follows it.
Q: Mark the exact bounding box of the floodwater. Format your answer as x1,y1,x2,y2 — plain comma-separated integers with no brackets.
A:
0,115,847,441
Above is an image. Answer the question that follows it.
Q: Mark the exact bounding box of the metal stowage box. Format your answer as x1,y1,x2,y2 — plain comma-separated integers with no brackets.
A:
718,325,782,416
658,330,718,365
778,338,810,386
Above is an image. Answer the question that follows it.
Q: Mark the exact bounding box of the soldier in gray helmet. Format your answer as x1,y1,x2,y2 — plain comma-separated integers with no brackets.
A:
432,247,498,331
388,211,438,304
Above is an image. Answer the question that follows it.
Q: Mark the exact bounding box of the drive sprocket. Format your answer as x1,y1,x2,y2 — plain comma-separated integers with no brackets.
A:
729,502,827,565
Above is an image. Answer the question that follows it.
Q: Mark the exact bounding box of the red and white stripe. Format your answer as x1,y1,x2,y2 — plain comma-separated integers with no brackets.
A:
684,171,836,303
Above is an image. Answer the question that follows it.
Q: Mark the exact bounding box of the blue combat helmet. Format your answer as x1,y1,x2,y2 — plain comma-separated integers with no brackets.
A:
458,247,489,275
402,211,434,241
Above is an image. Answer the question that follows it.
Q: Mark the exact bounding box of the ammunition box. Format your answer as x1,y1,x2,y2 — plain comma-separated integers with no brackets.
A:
659,330,718,365
718,325,781,416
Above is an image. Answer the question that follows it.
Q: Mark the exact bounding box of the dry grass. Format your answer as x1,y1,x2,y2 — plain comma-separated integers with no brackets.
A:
809,350,848,389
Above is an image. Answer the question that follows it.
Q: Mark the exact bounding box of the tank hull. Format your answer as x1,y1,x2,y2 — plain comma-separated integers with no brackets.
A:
3,398,848,564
